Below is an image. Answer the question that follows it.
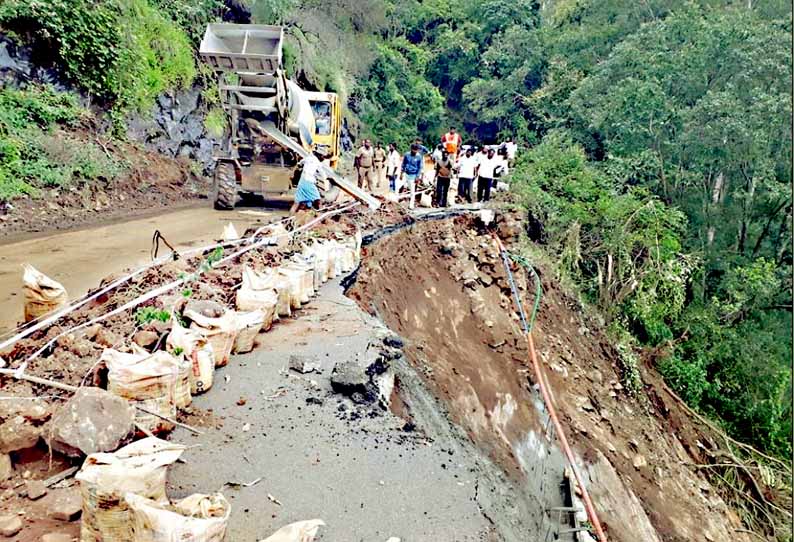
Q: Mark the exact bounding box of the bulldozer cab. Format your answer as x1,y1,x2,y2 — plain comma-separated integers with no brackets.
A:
305,91,342,169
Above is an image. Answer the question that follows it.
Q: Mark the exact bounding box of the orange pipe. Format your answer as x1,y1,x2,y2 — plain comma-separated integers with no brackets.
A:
492,234,607,541
526,331,608,542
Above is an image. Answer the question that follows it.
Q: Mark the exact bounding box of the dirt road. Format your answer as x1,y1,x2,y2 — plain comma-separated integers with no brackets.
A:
0,206,285,334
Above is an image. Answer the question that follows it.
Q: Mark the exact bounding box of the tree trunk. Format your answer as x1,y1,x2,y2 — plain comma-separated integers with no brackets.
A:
707,172,726,247
737,170,755,254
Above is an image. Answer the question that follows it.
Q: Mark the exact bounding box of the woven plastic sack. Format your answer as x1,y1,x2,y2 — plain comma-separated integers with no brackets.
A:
241,266,291,318
419,192,432,208
166,320,215,395
22,264,68,323
102,349,179,434
76,437,184,542
285,260,315,299
233,310,265,354
126,492,231,542
130,344,191,409
302,243,329,284
276,269,303,309
222,222,239,241
259,520,325,542
279,266,312,304
186,310,241,368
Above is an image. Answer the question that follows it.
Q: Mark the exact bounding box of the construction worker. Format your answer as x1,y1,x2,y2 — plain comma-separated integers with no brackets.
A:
355,139,374,191
434,150,455,208
401,143,423,210
441,126,462,157
290,148,327,214
456,147,478,203
373,142,387,192
477,148,500,202
386,143,401,192
414,138,429,156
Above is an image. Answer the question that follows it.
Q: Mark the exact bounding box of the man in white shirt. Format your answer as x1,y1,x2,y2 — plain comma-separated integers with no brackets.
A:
477,148,502,202
455,148,478,203
504,137,518,166
385,143,402,192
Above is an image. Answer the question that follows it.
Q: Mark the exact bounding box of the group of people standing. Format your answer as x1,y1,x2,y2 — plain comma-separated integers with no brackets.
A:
292,126,516,214
354,127,515,209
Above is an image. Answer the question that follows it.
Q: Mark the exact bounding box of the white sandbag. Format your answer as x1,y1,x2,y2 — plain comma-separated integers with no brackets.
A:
288,258,316,298
130,344,191,409
233,310,265,354
167,320,215,395
340,247,356,273
496,181,509,192
303,243,330,284
235,287,278,331
222,222,239,241
242,266,291,318
280,265,313,303
76,437,184,542
102,349,179,434
22,264,68,322
259,520,325,542
126,492,231,542
276,269,303,309
186,310,241,368
419,192,432,208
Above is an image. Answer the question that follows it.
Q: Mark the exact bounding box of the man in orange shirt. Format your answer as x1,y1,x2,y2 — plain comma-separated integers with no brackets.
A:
441,127,462,157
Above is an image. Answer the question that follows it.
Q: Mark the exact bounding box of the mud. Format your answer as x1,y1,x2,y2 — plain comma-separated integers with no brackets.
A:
0,142,209,240
348,214,752,542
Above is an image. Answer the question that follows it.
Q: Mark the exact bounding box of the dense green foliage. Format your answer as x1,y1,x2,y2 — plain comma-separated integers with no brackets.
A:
0,0,198,119
0,0,218,201
0,86,125,200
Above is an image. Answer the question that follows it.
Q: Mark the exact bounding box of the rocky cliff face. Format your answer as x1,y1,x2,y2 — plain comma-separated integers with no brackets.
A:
126,88,215,175
0,32,215,176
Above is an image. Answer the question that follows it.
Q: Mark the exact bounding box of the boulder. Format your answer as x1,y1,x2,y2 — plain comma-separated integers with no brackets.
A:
0,416,40,453
47,388,135,457
48,490,81,521
132,330,159,349
184,299,225,319
93,327,120,348
0,514,22,537
331,349,394,406
0,398,50,423
25,480,46,500
289,355,321,374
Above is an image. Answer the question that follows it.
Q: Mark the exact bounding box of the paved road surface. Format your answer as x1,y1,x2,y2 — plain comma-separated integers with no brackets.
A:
169,280,497,541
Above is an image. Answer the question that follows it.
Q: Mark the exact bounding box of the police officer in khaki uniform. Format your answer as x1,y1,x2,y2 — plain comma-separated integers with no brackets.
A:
355,139,374,191
372,142,387,192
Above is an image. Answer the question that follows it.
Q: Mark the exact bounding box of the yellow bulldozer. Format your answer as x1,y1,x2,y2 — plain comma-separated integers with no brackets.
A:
199,24,376,209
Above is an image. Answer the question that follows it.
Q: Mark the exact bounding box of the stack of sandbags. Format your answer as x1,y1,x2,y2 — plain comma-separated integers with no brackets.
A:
76,437,185,542
125,492,231,542
22,264,68,322
185,310,241,368
102,349,181,434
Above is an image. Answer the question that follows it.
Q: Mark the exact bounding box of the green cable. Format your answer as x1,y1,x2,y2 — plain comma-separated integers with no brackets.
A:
508,252,543,333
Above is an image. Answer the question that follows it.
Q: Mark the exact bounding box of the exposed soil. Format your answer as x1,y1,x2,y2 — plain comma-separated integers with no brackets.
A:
348,212,752,542
0,137,209,241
